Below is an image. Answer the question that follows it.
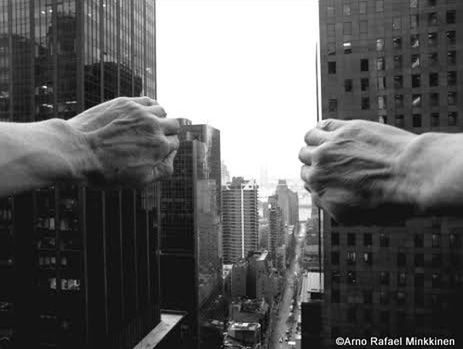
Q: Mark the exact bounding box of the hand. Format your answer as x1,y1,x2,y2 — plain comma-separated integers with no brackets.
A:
67,97,179,189
299,119,418,224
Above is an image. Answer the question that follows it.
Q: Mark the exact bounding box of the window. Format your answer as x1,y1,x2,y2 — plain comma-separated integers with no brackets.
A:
344,22,352,35
447,31,456,45
380,271,390,285
394,75,403,89
428,32,438,46
327,24,335,37
398,272,407,287
415,273,425,287
432,273,441,288
412,94,422,107
395,115,405,127
410,0,418,8
362,97,370,110
345,79,353,92
377,77,386,90
331,251,340,265
364,233,372,246
415,234,424,247
379,291,389,305
448,92,457,106
393,36,402,49
331,289,340,303
393,55,402,69
347,233,356,246
413,114,422,127
397,252,406,267
360,1,367,14
332,270,341,283
449,112,458,126
331,232,340,245
327,44,336,56
361,78,370,91
360,59,369,72
411,34,420,48
431,112,440,127
328,61,336,74
432,254,442,267
359,20,368,34
376,0,383,12
380,233,389,247
427,0,436,6
429,72,439,86
376,57,385,71
428,52,438,65
448,71,457,86
378,96,387,110
376,38,384,51
327,6,335,17
450,233,461,248
364,252,373,265
430,93,439,107
396,292,406,306
412,74,421,88
410,15,419,29
393,17,401,30
447,10,456,24
343,42,352,54
432,234,441,248
395,96,404,109
347,251,356,265
363,290,373,304
328,99,338,112
347,271,356,284
415,253,424,267
448,51,456,65
343,4,351,16
411,54,420,68
428,12,438,26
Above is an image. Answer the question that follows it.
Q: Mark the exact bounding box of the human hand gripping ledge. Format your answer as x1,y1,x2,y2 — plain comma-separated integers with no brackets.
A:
0,96,179,198
299,119,463,224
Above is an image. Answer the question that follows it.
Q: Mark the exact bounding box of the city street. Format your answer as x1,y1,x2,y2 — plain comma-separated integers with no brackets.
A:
269,223,306,349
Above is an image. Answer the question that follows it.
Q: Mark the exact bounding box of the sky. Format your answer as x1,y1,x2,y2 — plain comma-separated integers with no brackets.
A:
156,0,319,181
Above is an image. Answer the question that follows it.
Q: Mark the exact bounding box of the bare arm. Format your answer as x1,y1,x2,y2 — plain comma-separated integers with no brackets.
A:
0,97,179,198
299,119,463,223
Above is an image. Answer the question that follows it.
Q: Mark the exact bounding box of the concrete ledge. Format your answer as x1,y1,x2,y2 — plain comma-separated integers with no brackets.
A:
133,313,185,349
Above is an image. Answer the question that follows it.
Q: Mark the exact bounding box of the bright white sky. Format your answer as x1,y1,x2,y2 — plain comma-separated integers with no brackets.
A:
157,0,319,181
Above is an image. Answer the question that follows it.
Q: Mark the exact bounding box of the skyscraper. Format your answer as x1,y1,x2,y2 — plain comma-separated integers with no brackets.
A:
275,180,299,226
319,0,463,346
222,177,259,264
0,1,161,348
159,119,222,349
268,194,284,259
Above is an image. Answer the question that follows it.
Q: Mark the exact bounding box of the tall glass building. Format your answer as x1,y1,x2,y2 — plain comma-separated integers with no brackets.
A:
0,1,160,348
316,0,463,347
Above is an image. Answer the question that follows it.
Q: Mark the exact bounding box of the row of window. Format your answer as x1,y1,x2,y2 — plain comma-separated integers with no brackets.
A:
328,95,458,115
331,11,456,37
343,73,457,93
327,0,454,18
331,251,457,268
328,51,456,74
331,232,461,248
329,31,456,55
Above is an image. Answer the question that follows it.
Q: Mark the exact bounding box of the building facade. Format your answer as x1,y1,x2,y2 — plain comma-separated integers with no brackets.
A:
0,1,161,348
275,180,299,227
319,0,463,347
222,177,259,264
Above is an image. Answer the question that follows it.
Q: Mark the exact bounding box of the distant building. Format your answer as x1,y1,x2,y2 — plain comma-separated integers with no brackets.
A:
275,180,299,226
221,161,231,185
230,259,248,298
224,322,262,349
268,194,285,258
222,177,259,264
229,298,270,336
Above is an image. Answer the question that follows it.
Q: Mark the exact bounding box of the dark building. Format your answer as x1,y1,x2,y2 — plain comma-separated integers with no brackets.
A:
268,195,284,259
319,0,463,347
275,180,299,227
222,177,259,264
159,120,222,349
0,1,166,348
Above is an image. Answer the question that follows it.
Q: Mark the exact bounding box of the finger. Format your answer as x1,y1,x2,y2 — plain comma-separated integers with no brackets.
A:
298,146,316,165
300,165,313,185
166,135,180,153
152,150,177,180
304,128,331,146
145,105,167,118
131,96,158,107
317,118,348,131
159,118,180,136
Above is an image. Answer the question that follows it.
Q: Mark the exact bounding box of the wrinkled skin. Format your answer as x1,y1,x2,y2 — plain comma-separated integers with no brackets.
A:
67,96,179,189
299,119,419,224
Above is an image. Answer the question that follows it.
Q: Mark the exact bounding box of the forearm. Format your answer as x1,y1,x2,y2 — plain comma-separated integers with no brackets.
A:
0,119,91,197
394,132,463,214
